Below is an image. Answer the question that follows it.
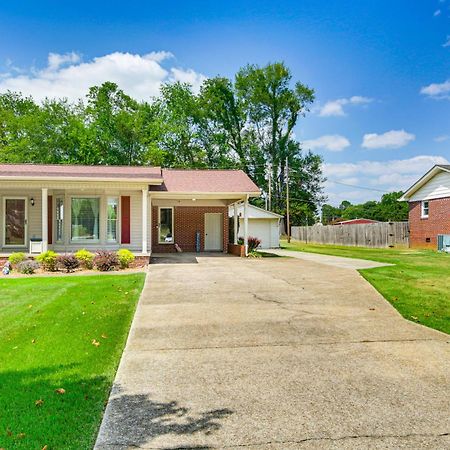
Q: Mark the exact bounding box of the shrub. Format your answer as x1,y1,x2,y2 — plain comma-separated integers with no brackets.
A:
248,236,262,252
117,249,135,269
94,250,119,272
17,260,39,274
236,236,261,252
36,250,59,271
8,252,26,267
57,254,80,273
75,249,94,269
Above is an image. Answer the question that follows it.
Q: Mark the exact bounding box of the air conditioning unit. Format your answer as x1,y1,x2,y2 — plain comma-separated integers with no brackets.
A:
437,234,450,253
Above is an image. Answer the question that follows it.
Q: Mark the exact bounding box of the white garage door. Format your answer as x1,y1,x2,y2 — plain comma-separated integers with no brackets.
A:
248,219,272,249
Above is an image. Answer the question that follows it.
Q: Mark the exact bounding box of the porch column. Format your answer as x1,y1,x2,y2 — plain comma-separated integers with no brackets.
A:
41,188,48,253
243,195,249,256
233,203,238,245
141,188,148,254
148,195,152,254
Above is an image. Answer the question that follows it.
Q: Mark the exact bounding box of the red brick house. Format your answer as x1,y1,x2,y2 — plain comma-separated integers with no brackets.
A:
400,165,450,249
0,164,260,258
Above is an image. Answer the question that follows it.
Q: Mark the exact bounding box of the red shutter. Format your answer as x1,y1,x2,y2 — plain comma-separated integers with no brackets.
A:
121,196,131,244
48,196,53,245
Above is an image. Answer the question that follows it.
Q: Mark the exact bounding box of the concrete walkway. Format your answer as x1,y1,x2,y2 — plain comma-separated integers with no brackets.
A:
95,255,449,449
262,248,392,270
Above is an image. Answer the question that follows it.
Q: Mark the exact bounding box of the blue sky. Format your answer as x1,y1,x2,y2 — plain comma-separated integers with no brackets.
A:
1,0,449,205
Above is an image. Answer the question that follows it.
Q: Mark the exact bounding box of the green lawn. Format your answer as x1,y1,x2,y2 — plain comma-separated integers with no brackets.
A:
281,241,450,335
0,273,145,450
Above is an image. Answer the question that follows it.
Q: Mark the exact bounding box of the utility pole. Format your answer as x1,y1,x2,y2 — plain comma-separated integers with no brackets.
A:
267,162,272,211
286,157,290,243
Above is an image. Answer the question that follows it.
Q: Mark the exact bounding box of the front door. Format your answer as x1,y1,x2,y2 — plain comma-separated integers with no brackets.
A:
204,213,223,251
4,197,27,247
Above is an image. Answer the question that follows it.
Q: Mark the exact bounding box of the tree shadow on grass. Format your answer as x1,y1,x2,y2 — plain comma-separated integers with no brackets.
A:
95,388,234,449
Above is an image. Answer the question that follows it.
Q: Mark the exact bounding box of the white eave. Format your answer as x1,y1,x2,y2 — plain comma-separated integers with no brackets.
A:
399,165,450,201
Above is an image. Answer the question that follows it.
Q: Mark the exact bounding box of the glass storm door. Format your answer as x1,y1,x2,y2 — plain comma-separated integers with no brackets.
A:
4,198,27,246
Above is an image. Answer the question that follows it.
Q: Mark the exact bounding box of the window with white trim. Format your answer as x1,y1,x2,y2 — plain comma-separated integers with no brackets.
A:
107,197,119,242
71,197,100,241
56,197,64,242
159,207,174,243
421,200,429,218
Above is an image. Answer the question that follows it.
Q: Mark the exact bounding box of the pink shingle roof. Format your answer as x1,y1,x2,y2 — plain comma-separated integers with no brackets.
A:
0,163,162,180
150,169,260,193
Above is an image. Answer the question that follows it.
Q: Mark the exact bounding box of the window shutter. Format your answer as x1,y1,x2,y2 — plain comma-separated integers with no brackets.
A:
48,196,53,245
121,196,131,244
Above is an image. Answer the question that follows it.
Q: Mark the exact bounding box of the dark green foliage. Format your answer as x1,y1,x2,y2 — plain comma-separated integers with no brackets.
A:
0,62,325,222
322,191,409,224
94,250,119,271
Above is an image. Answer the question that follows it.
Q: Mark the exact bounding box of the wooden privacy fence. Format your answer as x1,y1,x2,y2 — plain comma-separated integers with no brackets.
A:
291,222,409,248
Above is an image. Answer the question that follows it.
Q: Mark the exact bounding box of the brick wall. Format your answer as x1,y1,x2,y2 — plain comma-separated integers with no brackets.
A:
409,197,450,248
152,206,228,253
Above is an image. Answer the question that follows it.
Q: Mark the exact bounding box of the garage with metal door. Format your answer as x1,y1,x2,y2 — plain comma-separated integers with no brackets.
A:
229,204,282,249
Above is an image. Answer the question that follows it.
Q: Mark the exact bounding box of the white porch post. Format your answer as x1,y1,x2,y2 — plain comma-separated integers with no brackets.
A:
142,188,148,254
148,194,152,254
233,203,238,245
41,188,48,253
244,195,249,256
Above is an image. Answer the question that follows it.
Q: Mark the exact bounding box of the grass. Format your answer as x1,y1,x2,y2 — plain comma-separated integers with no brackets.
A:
281,241,450,335
0,273,145,450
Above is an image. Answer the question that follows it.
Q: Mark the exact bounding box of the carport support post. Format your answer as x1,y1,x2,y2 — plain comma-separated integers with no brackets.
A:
233,203,238,245
41,188,48,253
141,188,148,254
244,195,249,256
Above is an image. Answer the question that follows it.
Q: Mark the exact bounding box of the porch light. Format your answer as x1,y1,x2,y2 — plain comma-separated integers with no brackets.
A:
30,198,35,206
192,198,196,201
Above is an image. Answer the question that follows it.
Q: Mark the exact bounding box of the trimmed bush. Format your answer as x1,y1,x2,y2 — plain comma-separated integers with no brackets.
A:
17,260,39,274
75,249,94,269
57,254,80,273
94,250,119,272
8,252,26,267
117,249,135,269
36,250,59,271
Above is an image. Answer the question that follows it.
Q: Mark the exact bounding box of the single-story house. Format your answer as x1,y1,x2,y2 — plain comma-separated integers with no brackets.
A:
399,164,450,249
331,218,379,225
228,204,282,248
0,164,260,258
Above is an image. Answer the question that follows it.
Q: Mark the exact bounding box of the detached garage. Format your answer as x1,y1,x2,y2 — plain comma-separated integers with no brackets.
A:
229,204,282,249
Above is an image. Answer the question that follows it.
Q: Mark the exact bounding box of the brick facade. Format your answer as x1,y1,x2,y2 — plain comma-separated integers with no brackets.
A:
409,197,450,248
151,206,229,253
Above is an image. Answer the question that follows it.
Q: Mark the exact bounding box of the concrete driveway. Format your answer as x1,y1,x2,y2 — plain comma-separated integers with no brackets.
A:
96,254,449,449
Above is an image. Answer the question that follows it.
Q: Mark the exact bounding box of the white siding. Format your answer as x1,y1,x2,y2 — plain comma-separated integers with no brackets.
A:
238,217,280,248
409,171,450,201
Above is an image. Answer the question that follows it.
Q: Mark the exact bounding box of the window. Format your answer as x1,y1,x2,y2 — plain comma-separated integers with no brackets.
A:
159,207,173,243
71,197,100,241
421,200,429,218
107,197,119,242
56,198,64,242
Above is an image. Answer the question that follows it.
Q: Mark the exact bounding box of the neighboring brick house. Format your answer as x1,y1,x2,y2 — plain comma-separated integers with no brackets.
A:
400,165,450,249
0,164,260,258
331,218,379,225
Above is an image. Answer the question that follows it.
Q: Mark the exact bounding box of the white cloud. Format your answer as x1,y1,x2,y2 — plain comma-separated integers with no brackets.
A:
319,96,373,117
420,79,450,99
434,135,450,142
303,135,350,152
362,129,415,149
323,155,449,204
0,51,206,102
434,9,441,16
443,36,450,48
